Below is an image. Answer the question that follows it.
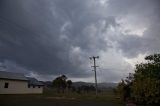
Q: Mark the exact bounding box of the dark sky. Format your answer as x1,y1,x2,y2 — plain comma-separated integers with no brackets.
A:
0,0,160,82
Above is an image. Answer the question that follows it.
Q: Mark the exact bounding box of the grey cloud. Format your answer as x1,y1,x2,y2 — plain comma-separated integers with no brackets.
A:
117,26,160,58
0,0,159,82
116,19,160,58
105,0,160,58
0,0,113,78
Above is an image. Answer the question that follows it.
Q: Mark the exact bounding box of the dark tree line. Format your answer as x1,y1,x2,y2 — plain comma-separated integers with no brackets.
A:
76,85,96,94
52,75,72,93
116,54,160,106
52,75,96,94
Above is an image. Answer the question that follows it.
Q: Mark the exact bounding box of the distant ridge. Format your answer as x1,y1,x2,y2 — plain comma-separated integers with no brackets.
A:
72,81,117,88
41,81,118,89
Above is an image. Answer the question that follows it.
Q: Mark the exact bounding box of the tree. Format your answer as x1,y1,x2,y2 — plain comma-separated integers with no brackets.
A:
52,75,67,93
116,79,129,103
116,53,160,105
131,54,160,105
66,80,72,89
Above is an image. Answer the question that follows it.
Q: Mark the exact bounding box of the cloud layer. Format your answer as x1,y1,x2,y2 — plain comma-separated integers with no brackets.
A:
0,0,160,82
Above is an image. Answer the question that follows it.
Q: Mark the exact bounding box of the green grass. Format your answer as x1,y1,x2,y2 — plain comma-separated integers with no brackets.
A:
43,87,121,103
0,88,122,106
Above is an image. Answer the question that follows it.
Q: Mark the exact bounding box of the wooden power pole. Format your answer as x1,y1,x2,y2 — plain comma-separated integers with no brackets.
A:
89,56,99,96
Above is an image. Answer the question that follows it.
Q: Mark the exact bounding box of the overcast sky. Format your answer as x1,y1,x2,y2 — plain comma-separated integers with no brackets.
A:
0,0,160,82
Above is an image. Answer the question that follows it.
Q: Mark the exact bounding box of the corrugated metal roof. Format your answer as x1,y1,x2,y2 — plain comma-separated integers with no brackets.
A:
27,77,44,86
0,71,28,81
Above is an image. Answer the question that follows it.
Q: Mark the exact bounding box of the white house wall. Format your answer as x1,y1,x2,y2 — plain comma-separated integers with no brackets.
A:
0,79,43,94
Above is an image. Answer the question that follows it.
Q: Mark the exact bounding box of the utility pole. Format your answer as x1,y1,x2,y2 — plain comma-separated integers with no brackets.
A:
89,56,99,96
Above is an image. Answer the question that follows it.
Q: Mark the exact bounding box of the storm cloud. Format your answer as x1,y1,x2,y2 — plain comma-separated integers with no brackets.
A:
0,0,160,82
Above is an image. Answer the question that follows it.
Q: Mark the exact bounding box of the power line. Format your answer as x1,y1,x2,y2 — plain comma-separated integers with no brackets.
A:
89,56,99,96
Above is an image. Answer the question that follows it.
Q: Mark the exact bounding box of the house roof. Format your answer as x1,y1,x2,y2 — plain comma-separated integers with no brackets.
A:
0,71,28,81
0,71,44,86
27,77,44,86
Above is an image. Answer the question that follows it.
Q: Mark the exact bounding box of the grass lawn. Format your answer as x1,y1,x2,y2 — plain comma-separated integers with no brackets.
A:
0,88,122,106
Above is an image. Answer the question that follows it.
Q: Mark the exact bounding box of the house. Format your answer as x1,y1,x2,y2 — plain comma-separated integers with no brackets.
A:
0,71,44,94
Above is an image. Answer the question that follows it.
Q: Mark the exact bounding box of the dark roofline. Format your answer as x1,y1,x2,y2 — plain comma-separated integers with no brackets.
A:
0,71,44,86
0,71,28,81
26,77,44,86
0,78,28,81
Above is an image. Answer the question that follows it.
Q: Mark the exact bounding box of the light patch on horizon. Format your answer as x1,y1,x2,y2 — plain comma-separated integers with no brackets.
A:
124,53,147,68
95,48,133,82
70,77,95,83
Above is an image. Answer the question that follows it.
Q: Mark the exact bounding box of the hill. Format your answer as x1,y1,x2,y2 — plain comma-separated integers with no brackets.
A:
41,81,117,89
72,82,117,89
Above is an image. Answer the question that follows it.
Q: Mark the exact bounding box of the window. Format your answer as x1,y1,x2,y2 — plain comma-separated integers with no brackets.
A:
38,86,41,88
4,82,9,88
33,85,35,88
28,85,31,88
